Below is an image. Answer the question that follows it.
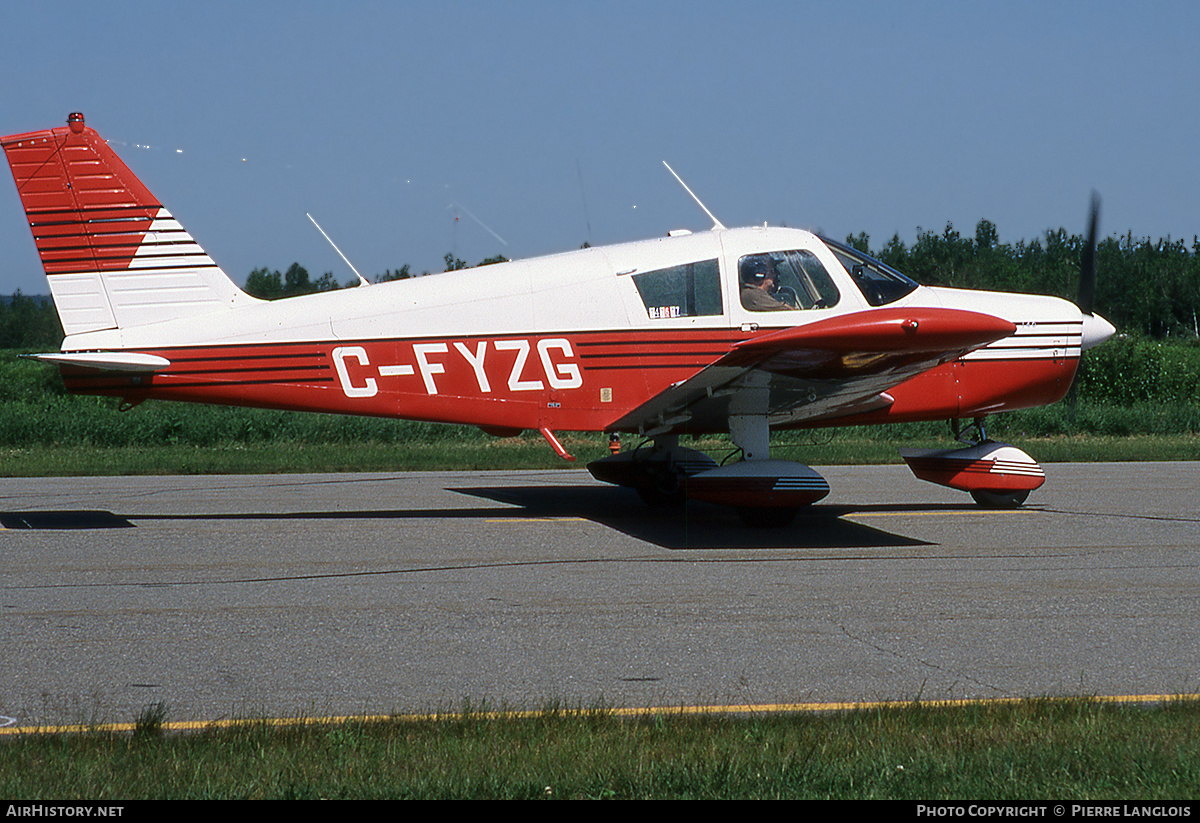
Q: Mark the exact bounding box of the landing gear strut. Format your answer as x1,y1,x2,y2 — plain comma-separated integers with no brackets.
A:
951,415,988,445
676,416,830,527
586,422,830,527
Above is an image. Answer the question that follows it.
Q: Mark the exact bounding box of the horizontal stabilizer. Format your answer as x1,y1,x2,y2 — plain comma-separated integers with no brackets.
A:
27,351,171,372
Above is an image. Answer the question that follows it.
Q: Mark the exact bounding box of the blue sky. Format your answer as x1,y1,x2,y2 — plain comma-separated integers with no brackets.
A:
2,0,1197,295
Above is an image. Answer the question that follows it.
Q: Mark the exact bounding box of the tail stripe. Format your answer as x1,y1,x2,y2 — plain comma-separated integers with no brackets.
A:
2,116,249,337
28,205,158,273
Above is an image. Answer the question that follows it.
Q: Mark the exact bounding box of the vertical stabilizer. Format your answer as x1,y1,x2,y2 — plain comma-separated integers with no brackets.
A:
1,113,252,336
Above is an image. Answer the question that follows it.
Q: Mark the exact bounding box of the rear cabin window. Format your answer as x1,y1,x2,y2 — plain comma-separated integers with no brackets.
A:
632,259,723,319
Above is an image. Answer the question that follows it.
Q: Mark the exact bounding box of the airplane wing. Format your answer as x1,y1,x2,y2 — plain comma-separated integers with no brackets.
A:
609,307,1016,436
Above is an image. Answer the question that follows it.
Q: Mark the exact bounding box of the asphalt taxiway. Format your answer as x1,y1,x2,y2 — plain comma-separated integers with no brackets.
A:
1,463,1197,726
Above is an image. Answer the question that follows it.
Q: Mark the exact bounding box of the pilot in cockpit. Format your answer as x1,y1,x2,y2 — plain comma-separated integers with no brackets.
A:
739,255,792,311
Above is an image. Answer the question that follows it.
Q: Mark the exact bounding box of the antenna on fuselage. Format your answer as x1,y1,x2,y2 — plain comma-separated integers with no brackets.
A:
576,158,593,245
662,161,726,231
447,202,509,247
306,213,371,288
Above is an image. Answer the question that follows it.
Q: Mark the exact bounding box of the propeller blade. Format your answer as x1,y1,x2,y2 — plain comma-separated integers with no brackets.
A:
1078,191,1100,315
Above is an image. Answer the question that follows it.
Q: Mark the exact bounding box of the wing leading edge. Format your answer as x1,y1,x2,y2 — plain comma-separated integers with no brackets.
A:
611,307,1017,436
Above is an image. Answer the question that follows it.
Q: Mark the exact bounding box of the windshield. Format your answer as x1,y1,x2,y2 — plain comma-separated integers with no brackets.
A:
821,237,919,306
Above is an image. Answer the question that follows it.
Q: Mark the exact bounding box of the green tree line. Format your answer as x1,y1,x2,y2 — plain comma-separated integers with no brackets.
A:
0,293,64,350
244,253,509,299
851,220,1200,338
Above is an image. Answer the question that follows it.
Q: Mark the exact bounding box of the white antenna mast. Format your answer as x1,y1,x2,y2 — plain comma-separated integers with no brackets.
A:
662,161,726,230
448,202,509,246
306,214,371,288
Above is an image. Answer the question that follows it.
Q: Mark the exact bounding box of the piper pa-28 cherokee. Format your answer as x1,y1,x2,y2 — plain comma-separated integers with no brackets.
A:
2,114,1116,526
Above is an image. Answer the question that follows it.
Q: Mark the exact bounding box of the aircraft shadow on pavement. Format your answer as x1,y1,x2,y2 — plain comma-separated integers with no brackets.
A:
455,485,933,550
0,488,954,549
0,510,134,529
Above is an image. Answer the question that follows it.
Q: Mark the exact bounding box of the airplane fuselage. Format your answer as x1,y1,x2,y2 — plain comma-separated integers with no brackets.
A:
55,225,1086,436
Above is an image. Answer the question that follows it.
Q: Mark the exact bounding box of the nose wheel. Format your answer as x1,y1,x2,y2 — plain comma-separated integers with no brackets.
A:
901,433,1045,509
969,489,1030,509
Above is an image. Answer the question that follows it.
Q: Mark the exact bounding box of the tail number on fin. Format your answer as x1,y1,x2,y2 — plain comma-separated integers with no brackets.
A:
332,339,582,399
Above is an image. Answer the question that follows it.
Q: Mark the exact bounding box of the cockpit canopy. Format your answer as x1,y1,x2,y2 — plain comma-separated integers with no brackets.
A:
624,228,922,321
821,237,919,307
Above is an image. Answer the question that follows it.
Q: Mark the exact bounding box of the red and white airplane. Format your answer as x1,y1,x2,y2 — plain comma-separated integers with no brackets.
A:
2,114,1115,525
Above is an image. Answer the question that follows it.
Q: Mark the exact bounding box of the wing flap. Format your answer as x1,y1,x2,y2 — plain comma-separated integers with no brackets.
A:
611,307,1015,435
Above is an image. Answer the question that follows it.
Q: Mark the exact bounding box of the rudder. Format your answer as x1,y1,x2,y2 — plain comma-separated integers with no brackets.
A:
1,113,251,337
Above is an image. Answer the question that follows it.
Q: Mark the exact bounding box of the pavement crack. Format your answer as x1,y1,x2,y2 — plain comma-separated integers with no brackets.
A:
837,624,1008,695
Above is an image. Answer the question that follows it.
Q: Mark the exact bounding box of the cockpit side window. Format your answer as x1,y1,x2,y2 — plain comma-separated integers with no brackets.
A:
822,237,919,306
738,250,841,312
632,259,723,319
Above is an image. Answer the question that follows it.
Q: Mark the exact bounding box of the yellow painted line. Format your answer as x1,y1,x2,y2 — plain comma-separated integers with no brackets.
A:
3,693,1197,736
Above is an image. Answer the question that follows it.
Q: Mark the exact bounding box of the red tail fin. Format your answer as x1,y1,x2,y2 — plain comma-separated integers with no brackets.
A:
1,113,249,337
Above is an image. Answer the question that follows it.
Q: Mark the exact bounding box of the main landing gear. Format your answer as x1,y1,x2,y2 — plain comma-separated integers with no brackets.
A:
587,417,830,527
899,416,1045,508
588,415,1047,521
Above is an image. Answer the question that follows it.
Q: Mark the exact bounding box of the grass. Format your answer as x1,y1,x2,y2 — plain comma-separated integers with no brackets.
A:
2,698,1198,799
0,431,1195,476
0,343,1197,473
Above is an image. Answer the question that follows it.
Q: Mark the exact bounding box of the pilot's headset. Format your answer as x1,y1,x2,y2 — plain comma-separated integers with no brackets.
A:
739,255,775,287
